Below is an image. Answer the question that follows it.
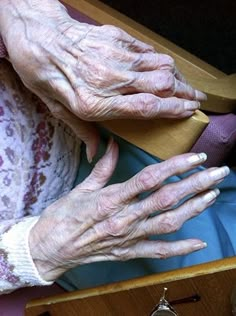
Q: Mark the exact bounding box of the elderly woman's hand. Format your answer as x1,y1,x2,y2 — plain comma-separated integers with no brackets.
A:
29,140,229,281
0,0,206,160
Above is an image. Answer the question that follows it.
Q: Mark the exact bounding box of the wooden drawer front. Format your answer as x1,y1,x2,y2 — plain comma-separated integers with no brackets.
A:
26,264,236,316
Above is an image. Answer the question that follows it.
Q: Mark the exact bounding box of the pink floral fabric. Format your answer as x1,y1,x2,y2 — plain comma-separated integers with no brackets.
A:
0,60,81,293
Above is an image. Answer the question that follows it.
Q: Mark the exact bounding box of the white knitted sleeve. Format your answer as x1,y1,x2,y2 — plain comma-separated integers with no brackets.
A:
0,216,53,294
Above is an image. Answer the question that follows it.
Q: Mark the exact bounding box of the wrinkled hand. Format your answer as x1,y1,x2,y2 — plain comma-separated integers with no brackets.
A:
29,140,229,281
0,0,206,159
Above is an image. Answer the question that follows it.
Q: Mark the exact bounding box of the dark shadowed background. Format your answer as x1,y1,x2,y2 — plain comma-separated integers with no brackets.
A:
101,0,236,74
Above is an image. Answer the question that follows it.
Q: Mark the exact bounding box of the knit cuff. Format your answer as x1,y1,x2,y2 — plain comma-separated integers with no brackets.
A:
1,216,53,288
0,35,7,58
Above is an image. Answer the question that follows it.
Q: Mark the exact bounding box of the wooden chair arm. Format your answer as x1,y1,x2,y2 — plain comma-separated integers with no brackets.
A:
100,110,209,160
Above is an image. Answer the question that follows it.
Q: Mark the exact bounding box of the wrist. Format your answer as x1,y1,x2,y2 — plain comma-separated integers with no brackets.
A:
0,0,71,57
0,216,53,287
29,218,65,282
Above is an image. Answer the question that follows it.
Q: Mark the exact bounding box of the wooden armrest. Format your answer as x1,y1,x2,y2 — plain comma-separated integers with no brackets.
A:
100,110,209,160
190,74,236,113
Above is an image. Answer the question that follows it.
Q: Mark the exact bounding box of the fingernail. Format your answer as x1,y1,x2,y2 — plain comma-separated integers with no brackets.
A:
193,242,207,250
210,166,230,179
184,101,200,110
86,148,93,164
203,188,220,202
105,137,114,154
187,152,207,164
195,90,207,101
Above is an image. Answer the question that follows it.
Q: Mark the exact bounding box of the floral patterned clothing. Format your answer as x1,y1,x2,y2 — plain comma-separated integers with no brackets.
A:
0,60,81,294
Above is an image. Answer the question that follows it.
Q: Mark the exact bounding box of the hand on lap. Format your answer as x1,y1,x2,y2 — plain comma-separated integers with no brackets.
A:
29,140,229,281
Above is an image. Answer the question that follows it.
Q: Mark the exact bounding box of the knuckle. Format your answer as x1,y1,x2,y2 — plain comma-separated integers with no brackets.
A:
160,54,175,70
103,217,125,236
192,200,205,215
96,194,114,219
162,97,186,116
159,212,180,233
171,101,185,115
91,64,110,88
100,43,114,58
103,25,123,39
135,167,159,190
132,53,143,68
164,157,181,173
111,247,131,261
79,56,112,90
136,94,160,117
157,71,175,95
156,191,178,210
191,176,206,192
155,244,169,259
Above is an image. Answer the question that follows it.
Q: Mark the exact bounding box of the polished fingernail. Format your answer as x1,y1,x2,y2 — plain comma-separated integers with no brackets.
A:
210,166,230,179
184,101,200,110
203,188,220,202
195,90,207,101
193,242,207,250
187,153,207,164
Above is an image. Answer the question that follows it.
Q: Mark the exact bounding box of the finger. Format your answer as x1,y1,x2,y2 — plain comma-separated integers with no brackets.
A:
113,27,155,53
174,79,207,100
104,239,207,261
137,166,230,214
41,97,100,162
113,153,207,204
129,53,192,86
92,25,155,53
74,40,157,69
127,37,155,53
130,53,176,72
99,187,219,243
136,188,220,237
125,70,207,100
77,138,119,191
174,67,188,83
130,239,207,259
100,93,200,120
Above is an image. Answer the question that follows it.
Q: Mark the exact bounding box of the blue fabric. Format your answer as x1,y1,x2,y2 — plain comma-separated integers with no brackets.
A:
58,131,236,291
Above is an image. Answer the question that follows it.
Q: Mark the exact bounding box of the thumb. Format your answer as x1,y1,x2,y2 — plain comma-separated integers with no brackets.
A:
76,137,119,191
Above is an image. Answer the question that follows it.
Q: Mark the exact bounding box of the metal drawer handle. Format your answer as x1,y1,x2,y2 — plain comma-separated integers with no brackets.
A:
149,288,201,316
